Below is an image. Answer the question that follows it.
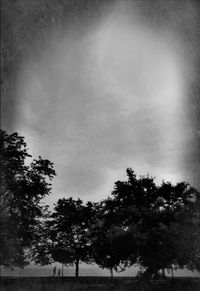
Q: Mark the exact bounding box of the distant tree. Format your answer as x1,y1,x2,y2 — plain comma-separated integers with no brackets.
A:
49,198,95,277
0,129,56,267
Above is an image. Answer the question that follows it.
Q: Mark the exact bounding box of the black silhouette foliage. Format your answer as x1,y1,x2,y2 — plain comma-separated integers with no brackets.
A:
49,198,95,277
0,129,56,267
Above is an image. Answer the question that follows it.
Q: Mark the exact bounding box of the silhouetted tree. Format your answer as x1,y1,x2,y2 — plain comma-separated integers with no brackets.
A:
116,170,200,277
91,168,200,278
89,198,139,277
49,198,95,277
172,191,200,272
30,217,54,266
0,129,56,267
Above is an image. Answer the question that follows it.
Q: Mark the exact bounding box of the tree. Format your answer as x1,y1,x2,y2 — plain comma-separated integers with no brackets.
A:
29,216,54,266
49,198,94,277
89,198,140,277
111,169,200,277
51,247,75,276
0,129,56,267
91,168,200,278
107,169,161,276
171,188,200,272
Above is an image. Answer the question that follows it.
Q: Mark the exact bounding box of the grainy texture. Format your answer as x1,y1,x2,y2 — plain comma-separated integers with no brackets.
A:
1,277,200,291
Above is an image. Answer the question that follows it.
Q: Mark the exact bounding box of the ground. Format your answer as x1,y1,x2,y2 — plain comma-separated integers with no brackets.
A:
1,277,200,291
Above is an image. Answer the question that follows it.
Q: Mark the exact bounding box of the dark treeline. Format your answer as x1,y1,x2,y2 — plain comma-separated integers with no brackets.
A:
1,129,200,279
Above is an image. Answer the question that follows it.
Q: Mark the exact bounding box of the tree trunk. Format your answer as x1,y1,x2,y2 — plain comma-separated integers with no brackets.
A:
171,265,174,279
110,268,113,278
62,263,64,277
75,259,79,278
161,268,165,277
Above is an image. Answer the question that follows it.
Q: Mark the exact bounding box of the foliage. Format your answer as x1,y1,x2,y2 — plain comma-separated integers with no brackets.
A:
49,198,95,277
90,168,200,278
0,129,56,267
29,216,54,266
1,132,199,278
89,198,139,276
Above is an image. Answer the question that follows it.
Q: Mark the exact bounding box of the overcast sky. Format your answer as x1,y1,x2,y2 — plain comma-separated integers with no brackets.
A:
2,0,200,205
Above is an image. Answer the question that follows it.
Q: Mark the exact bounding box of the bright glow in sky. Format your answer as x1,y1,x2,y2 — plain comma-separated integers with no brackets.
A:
13,2,193,205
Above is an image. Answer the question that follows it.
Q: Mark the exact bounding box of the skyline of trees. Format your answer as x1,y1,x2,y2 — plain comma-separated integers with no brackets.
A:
0,129,200,279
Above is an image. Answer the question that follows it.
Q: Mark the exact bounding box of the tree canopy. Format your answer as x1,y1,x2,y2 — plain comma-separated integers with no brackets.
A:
49,198,95,277
0,129,56,267
1,129,199,278
90,169,200,277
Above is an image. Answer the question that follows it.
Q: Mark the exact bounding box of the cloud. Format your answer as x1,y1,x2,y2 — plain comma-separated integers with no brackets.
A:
5,0,199,203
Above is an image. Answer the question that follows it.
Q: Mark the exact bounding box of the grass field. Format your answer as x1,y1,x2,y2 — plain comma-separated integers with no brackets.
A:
1,277,200,291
